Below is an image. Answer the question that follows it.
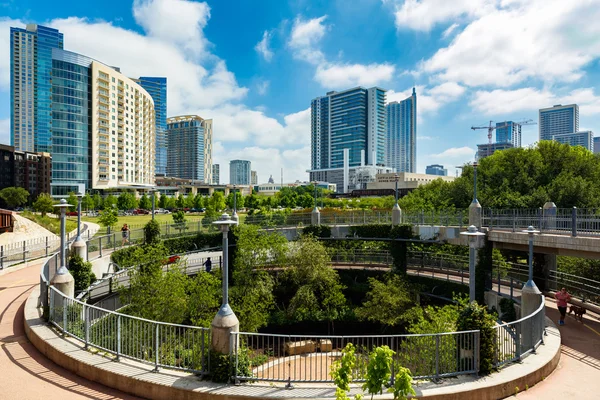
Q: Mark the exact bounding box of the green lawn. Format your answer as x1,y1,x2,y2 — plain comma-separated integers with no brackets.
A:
21,211,78,235
80,213,205,234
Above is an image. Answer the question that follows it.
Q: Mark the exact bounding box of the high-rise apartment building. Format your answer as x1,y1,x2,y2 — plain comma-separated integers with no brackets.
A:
10,24,64,152
230,160,251,185
539,104,579,141
477,142,514,160
594,137,600,154
496,121,521,147
212,164,220,184
251,170,258,185
309,87,390,192
0,144,51,198
167,115,213,183
51,49,155,196
387,88,417,173
425,164,447,176
552,131,594,152
135,77,167,176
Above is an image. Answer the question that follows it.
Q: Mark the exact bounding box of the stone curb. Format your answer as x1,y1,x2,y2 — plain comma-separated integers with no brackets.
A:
24,286,561,400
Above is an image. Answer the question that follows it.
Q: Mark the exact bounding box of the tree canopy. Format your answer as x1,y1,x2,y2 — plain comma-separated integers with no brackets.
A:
0,187,29,208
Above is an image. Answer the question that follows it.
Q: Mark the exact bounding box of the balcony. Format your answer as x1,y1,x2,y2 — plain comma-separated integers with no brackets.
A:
98,74,109,83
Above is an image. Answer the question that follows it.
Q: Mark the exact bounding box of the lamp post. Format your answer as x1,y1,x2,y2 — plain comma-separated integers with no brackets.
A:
461,225,485,303
151,189,156,220
311,181,320,225
232,185,239,224
521,225,542,348
524,226,539,284
76,192,83,241
392,173,401,226
469,161,482,228
50,199,75,297
71,191,88,260
211,213,239,354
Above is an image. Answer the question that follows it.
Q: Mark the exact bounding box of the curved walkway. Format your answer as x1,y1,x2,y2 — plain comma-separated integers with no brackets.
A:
0,259,140,400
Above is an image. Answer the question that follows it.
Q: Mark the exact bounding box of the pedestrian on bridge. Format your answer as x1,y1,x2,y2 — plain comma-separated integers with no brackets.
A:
203,257,212,273
555,287,571,326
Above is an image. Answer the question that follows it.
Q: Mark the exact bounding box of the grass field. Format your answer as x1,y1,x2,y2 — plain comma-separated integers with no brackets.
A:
22,211,78,235
80,213,205,234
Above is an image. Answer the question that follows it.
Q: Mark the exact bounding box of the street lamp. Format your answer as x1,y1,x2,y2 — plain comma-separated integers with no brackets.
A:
469,161,482,227
151,189,156,220
76,191,83,241
50,199,75,297
521,226,542,347
232,185,239,224
392,174,401,226
523,226,540,285
461,225,485,303
472,161,479,203
311,181,320,225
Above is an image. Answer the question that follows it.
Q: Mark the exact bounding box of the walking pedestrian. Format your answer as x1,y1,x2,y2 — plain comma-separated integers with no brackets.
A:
121,223,130,246
555,287,571,326
203,257,212,273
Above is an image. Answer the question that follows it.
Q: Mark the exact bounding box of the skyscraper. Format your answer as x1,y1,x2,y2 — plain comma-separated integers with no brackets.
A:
230,160,251,185
386,88,417,173
167,115,213,183
552,131,594,152
212,164,220,184
425,164,447,176
135,77,167,176
309,87,391,192
496,121,521,147
10,24,64,152
539,104,579,141
51,49,156,195
251,170,258,185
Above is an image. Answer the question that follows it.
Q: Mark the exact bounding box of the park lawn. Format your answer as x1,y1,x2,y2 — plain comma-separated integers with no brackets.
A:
80,213,205,235
21,211,78,235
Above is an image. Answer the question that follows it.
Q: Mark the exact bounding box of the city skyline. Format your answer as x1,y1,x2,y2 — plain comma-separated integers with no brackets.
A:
2,0,600,182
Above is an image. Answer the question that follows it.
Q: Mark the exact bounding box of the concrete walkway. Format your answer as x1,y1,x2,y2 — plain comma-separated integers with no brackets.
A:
0,259,141,399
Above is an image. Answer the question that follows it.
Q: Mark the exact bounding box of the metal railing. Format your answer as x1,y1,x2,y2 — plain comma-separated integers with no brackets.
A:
494,296,546,368
231,330,479,383
49,285,210,374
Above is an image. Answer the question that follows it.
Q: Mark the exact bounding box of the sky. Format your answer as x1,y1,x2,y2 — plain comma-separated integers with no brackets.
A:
2,0,600,183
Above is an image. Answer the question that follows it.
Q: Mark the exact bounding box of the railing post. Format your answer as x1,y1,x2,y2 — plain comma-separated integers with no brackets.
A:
459,211,463,229
99,237,103,257
435,335,440,381
0,245,3,270
62,297,68,335
113,233,116,251
49,287,54,322
538,207,543,233
474,331,480,375
497,267,501,295
510,277,514,300
46,236,49,257
84,304,89,349
116,314,121,361
512,209,516,232
572,207,577,237
154,323,160,371
23,240,26,262
516,323,522,361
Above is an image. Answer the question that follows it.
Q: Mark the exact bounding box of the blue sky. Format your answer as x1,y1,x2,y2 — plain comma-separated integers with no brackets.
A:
2,0,600,183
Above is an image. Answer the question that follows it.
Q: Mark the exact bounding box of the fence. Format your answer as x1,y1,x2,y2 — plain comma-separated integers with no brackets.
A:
231,330,479,384
494,297,546,368
49,285,210,374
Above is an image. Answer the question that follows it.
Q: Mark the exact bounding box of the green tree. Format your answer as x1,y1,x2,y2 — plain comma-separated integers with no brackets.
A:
81,193,95,214
245,194,260,210
104,194,117,208
143,219,161,245
355,275,413,327
158,193,167,209
117,192,137,210
68,253,96,292
185,193,195,208
98,206,118,234
139,194,151,210
363,346,394,399
193,194,204,210
226,190,245,210
33,193,55,217
210,191,226,211
456,301,497,375
92,193,103,210
0,187,29,209
66,192,78,211
187,271,221,327
176,194,185,208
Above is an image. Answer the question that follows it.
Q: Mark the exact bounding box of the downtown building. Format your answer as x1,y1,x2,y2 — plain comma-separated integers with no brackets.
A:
0,144,51,198
230,160,251,185
166,115,213,183
309,87,392,193
539,104,593,151
496,121,521,147
425,164,447,176
134,77,167,177
212,164,220,184
387,88,417,173
552,131,594,152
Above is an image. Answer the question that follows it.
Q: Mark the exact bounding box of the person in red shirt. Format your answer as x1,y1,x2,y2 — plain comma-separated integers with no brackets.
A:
555,287,571,326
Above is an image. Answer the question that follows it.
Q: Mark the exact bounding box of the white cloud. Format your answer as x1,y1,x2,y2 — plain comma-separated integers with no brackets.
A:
255,30,273,62
256,80,270,95
441,23,459,39
393,0,496,31
388,82,464,114
288,15,328,65
314,63,395,89
0,118,9,145
430,146,475,159
421,0,600,87
132,0,211,56
470,87,600,116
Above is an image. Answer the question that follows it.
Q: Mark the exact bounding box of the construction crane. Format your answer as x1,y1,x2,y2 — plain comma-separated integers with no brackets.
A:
471,119,537,157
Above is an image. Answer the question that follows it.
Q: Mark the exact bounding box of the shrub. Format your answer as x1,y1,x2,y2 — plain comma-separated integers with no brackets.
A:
456,301,497,375
209,348,252,383
499,298,517,322
68,253,96,292
303,224,332,238
143,219,161,245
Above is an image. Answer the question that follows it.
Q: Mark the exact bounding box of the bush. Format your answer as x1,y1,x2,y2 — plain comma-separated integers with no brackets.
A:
144,219,161,245
163,232,221,254
302,224,332,238
499,298,517,322
209,348,252,383
68,253,96,292
456,301,497,375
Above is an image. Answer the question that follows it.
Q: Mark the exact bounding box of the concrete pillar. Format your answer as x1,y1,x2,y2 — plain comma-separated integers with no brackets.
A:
71,238,87,261
392,203,402,226
51,271,75,298
311,207,321,225
543,202,557,231
521,282,542,350
543,253,557,292
469,200,482,228
211,313,240,354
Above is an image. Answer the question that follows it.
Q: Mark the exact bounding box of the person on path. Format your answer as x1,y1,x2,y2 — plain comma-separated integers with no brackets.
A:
121,224,130,246
555,287,571,326
203,257,212,273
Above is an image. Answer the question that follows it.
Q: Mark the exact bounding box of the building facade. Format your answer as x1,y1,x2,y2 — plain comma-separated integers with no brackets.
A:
135,77,167,176
10,24,64,153
367,172,455,191
0,144,51,198
0,145,16,191
552,131,594,152
387,88,417,173
539,104,579,141
251,170,258,185
425,164,447,176
230,160,251,185
496,121,521,147
594,137,600,154
309,86,388,192
477,142,514,159
212,164,220,184
167,115,212,183
50,49,155,196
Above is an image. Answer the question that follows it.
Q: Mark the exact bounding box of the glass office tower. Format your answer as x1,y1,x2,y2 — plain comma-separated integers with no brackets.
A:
386,88,417,173
167,115,213,182
230,160,251,185
496,121,521,147
136,77,167,176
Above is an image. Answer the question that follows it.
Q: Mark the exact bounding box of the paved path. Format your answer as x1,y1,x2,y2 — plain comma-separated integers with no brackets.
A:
0,259,142,399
